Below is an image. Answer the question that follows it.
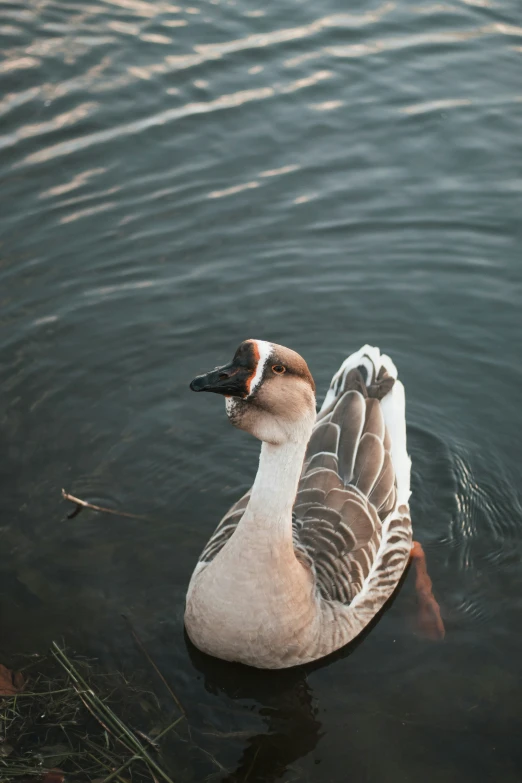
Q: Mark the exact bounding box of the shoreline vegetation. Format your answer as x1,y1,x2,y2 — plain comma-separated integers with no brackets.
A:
0,642,187,783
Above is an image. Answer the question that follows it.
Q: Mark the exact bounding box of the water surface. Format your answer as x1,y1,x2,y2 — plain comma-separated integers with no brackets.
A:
1,0,522,780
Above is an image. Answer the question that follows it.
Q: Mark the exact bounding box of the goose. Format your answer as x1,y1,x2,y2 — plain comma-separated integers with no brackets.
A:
186,340,444,669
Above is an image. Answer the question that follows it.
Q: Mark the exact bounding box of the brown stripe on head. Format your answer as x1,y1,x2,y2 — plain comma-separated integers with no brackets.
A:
243,339,264,396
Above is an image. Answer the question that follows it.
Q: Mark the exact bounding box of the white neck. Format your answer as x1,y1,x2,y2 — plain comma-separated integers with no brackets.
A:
185,411,319,667
238,426,312,550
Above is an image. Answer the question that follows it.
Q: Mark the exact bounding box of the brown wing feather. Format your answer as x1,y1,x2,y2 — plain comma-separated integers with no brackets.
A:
330,391,365,481
198,490,250,563
293,358,403,605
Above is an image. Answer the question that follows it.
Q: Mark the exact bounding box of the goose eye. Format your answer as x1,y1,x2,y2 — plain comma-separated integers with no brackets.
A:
272,364,286,375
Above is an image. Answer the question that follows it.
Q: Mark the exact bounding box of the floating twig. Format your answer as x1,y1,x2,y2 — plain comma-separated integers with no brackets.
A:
61,490,151,521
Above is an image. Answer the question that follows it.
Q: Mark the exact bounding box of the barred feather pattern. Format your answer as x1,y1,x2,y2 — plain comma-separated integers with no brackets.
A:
198,353,412,632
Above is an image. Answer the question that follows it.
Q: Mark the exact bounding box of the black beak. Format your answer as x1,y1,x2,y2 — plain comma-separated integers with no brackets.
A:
190,341,263,398
190,363,248,397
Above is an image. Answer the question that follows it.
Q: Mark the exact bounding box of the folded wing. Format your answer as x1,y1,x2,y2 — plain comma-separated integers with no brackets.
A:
293,361,401,605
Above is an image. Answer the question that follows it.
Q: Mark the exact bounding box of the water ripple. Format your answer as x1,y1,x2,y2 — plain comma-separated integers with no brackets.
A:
193,4,396,57
38,167,106,199
0,101,98,152
444,448,522,625
0,55,40,73
15,71,333,167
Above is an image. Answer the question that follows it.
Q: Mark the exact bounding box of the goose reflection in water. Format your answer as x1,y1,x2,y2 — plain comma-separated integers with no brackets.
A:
187,634,321,782
184,594,401,783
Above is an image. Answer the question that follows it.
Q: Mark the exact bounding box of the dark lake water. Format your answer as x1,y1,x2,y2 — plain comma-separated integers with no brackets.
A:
2,0,522,779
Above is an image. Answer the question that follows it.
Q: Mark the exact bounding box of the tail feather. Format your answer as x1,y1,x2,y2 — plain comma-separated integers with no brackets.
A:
320,346,411,507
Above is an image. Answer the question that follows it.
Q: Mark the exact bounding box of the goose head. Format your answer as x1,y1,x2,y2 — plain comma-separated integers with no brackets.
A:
190,339,316,445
